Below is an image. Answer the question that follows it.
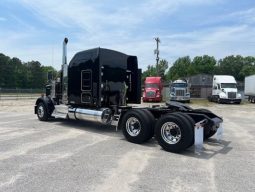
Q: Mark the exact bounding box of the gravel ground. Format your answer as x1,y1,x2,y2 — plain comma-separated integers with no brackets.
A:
0,99,254,192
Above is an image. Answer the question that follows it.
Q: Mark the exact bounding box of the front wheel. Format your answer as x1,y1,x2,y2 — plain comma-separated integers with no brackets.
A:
37,102,49,121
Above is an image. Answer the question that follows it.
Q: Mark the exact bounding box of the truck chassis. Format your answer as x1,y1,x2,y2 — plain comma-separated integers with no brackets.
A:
35,97,222,153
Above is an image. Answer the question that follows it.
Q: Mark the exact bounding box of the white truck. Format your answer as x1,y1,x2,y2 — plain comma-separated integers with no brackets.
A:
245,75,255,103
209,75,241,104
169,79,190,103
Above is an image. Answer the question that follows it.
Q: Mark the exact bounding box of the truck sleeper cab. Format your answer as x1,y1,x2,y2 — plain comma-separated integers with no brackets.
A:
35,38,223,153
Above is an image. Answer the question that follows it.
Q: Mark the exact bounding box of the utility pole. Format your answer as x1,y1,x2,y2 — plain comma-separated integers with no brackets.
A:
154,37,160,76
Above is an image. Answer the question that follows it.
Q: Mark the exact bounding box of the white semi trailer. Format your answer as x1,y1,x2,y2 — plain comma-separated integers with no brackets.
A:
245,75,255,103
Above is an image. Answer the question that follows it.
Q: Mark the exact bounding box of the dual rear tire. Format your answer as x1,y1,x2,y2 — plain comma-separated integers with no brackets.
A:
121,109,194,153
120,109,154,144
155,113,194,153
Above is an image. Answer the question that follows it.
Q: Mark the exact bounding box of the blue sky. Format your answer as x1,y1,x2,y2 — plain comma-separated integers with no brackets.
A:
0,0,255,70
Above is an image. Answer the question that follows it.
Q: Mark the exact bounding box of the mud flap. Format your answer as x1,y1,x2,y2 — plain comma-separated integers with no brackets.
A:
216,123,223,141
194,124,204,154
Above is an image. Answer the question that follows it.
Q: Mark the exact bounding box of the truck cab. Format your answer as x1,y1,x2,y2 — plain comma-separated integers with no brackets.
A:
142,77,162,102
169,79,190,103
210,75,241,104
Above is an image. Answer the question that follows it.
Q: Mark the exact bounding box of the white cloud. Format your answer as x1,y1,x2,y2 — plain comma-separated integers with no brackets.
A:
1,0,255,72
161,25,255,67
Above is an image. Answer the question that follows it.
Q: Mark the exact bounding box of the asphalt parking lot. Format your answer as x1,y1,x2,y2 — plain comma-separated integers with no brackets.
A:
0,99,254,192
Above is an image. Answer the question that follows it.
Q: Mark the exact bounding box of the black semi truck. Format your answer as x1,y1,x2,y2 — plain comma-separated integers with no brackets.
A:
34,38,223,153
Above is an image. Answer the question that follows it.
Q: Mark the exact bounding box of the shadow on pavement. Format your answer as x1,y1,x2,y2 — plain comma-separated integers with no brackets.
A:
182,138,232,159
41,118,232,157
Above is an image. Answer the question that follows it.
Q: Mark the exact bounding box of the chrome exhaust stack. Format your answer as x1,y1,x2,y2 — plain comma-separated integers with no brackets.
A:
62,37,68,104
68,108,112,124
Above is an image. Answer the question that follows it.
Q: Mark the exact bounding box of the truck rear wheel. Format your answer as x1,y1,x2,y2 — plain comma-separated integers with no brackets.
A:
155,114,193,153
171,112,195,147
37,102,49,121
120,109,153,144
141,109,155,139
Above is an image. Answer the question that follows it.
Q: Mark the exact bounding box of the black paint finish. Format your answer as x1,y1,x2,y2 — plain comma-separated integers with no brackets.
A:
68,48,141,108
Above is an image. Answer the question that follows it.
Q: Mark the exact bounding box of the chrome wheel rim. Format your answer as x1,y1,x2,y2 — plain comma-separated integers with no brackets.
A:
161,122,181,144
38,105,44,118
126,117,141,136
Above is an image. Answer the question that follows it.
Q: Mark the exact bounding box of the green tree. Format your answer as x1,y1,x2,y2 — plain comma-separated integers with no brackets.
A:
41,66,58,84
0,53,11,87
157,59,168,80
191,55,216,75
218,55,244,81
25,61,45,88
9,57,24,88
240,56,255,79
166,56,191,80
142,65,157,82
142,59,169,82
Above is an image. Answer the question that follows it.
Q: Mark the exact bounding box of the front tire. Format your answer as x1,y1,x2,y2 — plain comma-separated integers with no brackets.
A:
37,102,49,121
155,114,193,153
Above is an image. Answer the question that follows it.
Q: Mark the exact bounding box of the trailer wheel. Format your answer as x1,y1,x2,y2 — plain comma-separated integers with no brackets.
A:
37,102,49,121
120,109,153,144
155,114,193,153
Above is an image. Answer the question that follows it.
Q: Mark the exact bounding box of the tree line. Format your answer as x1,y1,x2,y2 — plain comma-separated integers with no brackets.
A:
143,55,255,82
0,53,57,89
1,52,255,88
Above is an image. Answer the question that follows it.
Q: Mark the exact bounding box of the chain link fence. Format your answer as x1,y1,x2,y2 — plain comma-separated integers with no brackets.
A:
0,88,44,100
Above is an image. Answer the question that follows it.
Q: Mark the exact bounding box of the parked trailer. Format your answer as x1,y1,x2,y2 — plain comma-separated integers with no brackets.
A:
245,75,255,103
34,38,223,153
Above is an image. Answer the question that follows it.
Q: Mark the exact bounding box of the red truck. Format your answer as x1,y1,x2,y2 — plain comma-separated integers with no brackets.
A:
143,77,163,102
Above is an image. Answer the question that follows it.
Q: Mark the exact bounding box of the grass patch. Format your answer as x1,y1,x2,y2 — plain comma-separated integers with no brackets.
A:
188,98,214,107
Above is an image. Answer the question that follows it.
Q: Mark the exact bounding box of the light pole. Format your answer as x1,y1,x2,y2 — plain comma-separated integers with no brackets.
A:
154,37,160,76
